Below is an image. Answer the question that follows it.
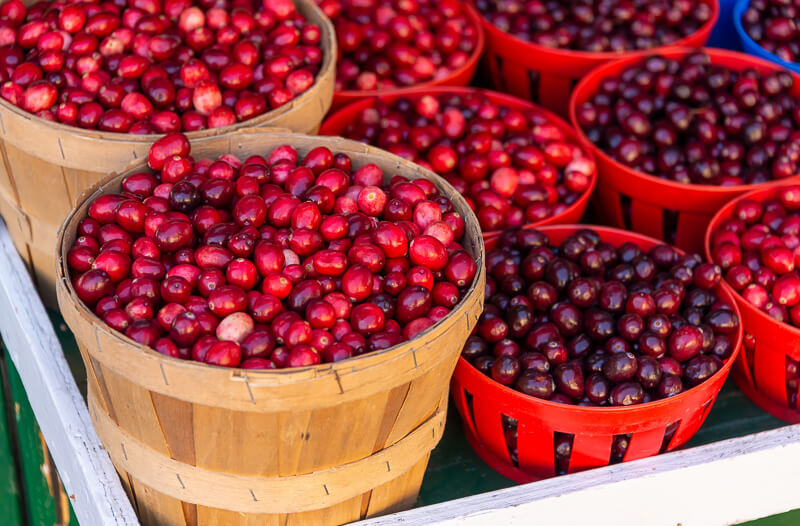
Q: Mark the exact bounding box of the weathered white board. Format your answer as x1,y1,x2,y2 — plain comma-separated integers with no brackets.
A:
0,219,139,525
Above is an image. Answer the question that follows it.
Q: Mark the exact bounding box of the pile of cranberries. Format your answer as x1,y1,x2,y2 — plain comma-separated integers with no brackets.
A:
575,50,800,186
313,0,480,92
708,185,800,407
0,0,323,133
332,91,595,233
742,0,800,64
66,133,478,369
463,227,740,408
472,0,713,52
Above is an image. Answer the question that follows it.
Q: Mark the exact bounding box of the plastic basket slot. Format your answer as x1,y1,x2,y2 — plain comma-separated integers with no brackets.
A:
472,394,511,464
754,336,789,406
486,53,503,94
740,333,756,387
619,193,633,232
527,69,540,106
609,433,631,465
567,433,613,474
624,426,668,462
787,375,799,409
700,398,714,422
515,421,556,479
452,385,478,438
668,403,708,448
553,431,573,476
662,209,679,246
659,420,680,453
501,414,519,468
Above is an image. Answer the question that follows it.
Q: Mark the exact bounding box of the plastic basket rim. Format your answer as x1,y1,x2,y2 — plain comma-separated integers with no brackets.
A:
703,182,800,340
332,3,486,101
468,0,719,61
458,223,743,416
733,0,800,74
319,85,598,237
568,46,800,195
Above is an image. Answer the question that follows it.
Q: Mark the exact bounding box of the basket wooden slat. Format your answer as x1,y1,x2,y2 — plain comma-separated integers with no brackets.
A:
0,0,336,309
56,131,485,525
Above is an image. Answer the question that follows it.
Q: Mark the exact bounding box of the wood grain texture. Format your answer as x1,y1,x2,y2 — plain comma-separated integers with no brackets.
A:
57,131,485,525
89,398,446,514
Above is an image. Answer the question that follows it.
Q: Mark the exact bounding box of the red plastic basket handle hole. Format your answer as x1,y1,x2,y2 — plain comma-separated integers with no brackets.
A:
700,398,714,421
658,420,681,453
619,193,633,232
786,356,799,409
662,209,679,246
501,414,519,468
554,431,574,476
491,54,506,92
528,69,541,104
463,389,476,430
610,433,632,464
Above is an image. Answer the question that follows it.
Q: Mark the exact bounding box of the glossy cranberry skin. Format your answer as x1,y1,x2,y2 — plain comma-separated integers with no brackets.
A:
668,325,704,362
515,370,555,399
579,51,800,188
609,381,645,406
553,361,584,399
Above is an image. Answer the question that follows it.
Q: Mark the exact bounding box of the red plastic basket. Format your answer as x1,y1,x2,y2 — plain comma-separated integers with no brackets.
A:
568,47,800,255
320,86,597,239
328,4,486,112
452,225,743,483
705,184,800,423
471,0,718,118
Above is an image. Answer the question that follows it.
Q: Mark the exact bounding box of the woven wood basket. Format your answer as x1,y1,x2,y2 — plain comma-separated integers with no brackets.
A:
0,0,335,309
56,130,486,526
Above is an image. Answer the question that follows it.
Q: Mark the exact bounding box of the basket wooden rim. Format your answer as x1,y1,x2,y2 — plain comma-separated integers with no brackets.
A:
89,394,446,513
56,130,486,411
0,0,336,150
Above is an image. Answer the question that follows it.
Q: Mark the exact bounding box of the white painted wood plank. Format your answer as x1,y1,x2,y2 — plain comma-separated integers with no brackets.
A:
357,424,800,526
0,220,138,525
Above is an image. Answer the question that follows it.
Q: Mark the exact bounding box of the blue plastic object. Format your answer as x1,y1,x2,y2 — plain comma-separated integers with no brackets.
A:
708,0,740,50
733,0,800,74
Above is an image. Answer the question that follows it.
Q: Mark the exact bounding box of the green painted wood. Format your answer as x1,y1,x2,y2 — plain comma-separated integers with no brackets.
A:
5,353,63,526
0,347,23,526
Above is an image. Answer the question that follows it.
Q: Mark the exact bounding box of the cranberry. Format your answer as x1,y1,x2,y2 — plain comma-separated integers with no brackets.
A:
332,91,594,233
475,0,712,52
2,2,324,131
577,51,800,188
70,138,472,370
743,2,800,64
469,227,739,406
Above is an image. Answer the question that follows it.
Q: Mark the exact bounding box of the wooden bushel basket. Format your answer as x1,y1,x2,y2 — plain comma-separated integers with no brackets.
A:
55,130,486,526
0,0,336,310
